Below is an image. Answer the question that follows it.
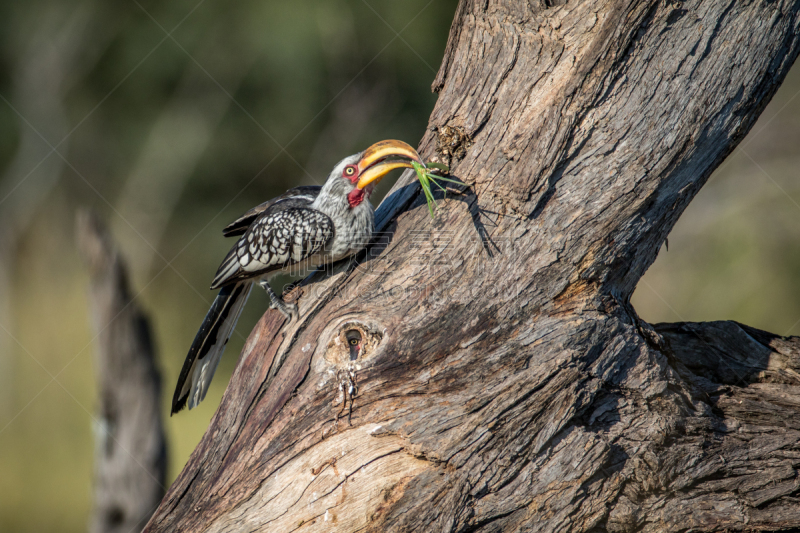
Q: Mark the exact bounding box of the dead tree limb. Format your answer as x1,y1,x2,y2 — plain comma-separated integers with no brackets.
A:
147,1,800,531
77,210,167,533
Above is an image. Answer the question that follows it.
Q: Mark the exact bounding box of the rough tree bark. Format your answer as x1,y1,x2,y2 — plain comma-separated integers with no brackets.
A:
146,1,800,531
77,211,167,533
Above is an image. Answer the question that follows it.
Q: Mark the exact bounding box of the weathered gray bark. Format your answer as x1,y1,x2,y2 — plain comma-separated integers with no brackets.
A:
77,211,167,533
147,1,800,531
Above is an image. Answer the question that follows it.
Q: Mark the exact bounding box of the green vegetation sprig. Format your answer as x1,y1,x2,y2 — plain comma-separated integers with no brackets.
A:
411,161,463,218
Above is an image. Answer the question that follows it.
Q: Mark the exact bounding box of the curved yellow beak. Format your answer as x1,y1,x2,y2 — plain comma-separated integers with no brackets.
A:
356,139,423,189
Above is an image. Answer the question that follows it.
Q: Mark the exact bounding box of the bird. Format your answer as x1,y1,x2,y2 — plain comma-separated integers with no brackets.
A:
171,139,423,414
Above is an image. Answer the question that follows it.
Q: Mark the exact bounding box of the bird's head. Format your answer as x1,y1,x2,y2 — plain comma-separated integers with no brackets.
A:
329,140,423,208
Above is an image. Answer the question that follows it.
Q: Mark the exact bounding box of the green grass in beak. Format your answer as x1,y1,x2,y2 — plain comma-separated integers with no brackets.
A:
411,161,462,218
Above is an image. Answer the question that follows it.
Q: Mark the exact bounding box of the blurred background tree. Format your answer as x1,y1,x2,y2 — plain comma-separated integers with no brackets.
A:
0,0,797,531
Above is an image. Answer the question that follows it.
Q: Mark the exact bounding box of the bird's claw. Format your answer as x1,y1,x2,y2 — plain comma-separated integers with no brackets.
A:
278,301,299,321
269,298,298,321
260,280,299,321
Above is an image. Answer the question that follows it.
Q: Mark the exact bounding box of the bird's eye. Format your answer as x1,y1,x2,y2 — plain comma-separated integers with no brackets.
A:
349,338,358,346
343,165,356,177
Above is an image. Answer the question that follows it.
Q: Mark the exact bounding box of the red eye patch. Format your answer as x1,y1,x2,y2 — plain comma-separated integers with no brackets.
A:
342,165,358,183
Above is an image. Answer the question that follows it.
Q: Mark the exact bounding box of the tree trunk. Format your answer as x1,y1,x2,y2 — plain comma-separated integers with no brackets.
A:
77,210,167,533
146,1,800,531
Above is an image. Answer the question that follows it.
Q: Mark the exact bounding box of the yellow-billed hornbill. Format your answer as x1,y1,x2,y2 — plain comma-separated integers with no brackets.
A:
171,140,423,414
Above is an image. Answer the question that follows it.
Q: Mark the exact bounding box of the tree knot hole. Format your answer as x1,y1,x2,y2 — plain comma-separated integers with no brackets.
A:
324,320,384,368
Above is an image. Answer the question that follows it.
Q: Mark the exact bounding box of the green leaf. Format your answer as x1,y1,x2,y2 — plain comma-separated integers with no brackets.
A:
426,162,450,172
428,174,464,185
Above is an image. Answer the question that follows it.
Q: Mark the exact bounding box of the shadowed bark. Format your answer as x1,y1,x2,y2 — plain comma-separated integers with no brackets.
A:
77,210,167,533
147,1,800,531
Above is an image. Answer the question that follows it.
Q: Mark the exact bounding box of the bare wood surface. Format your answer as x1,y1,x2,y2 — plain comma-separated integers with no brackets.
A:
77,210,167,533
147,1,800,531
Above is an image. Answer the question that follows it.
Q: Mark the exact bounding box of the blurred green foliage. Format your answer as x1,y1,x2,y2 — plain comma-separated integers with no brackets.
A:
0,1,798,532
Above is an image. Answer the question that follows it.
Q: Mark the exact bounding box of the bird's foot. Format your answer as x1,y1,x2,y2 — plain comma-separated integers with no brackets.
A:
272,299,299,321
260,280,299,321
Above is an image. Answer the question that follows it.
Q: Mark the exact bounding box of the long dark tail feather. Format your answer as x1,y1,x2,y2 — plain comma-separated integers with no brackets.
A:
171,281,252,414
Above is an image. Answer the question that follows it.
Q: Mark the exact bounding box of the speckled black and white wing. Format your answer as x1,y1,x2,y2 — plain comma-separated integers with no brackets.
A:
210,207,334,289
221,186,321,238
